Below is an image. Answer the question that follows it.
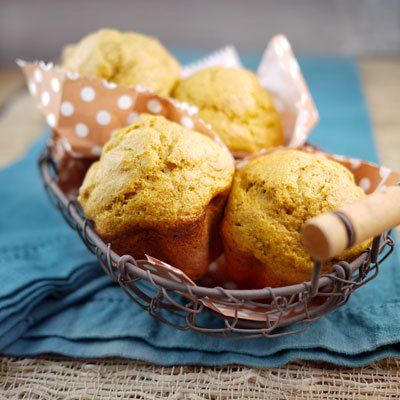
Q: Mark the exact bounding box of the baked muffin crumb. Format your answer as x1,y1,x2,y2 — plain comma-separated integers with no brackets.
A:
222,149,368,287
62,29,181,95
173,67,283,154
79,115,234,279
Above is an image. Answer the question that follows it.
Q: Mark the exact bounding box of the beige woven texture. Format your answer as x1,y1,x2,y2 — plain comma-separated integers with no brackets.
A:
0,59,399,399
1,358,400,399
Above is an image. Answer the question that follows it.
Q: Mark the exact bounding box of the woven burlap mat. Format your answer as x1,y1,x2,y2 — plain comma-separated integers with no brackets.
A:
1,61,400,399
0,357,399,399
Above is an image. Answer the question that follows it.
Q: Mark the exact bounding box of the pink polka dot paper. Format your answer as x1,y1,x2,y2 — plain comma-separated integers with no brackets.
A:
183,35,319,147
257,35,319,146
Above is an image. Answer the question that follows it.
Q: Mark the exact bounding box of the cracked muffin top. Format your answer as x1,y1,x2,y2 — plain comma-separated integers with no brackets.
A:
222,149,367,284
78,115,235,238
61,29,181,95
172,67,284,155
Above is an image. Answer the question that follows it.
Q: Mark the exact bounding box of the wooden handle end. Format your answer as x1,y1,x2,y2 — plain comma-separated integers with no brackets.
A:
301,214,348,261
301,185,400,261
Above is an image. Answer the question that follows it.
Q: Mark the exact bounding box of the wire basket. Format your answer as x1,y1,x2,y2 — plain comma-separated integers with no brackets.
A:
39,146,395,339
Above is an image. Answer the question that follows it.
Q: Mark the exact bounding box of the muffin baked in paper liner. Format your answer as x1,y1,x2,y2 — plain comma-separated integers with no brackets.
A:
50,145,400,323
18,34,317,158
18,35,400,322
141,153,400,322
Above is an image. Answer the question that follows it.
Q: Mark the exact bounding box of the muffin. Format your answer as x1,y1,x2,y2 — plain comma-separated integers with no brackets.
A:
172,67,284,155
79,115,235,280
62,29,181,95
222,149,368,288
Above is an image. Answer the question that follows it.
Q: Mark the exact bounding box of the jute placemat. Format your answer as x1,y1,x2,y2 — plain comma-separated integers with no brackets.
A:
1,357,400,399
0,60,399,399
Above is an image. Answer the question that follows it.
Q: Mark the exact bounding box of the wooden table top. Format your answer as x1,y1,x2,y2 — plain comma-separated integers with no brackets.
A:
0,60,399,399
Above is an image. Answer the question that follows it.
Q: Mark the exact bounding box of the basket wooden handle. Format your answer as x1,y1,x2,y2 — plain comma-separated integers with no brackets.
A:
301,185,400,261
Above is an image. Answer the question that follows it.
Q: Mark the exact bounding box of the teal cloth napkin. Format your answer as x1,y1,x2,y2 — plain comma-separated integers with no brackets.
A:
1,56,400,367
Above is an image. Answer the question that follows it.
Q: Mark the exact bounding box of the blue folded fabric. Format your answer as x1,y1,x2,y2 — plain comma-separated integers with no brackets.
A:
1,56,399,367
0,143,112,348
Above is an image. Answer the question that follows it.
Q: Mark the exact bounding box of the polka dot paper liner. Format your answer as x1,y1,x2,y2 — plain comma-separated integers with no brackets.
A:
18,34,317,159
183,36,319,147
181,35,319,147
301,146,400,195
18,60,229,159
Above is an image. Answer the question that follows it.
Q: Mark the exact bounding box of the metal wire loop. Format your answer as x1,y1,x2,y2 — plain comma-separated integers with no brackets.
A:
117,255,137,282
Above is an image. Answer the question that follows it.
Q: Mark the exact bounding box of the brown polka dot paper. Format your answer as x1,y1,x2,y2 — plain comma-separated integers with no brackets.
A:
18,35,317,159
301,145,400,195
18,59,227,158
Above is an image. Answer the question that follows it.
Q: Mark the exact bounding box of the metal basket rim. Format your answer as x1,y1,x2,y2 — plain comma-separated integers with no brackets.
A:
39,145,377,301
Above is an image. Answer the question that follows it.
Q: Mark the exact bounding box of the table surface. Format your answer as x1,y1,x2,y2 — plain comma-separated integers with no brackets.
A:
0,60,399,399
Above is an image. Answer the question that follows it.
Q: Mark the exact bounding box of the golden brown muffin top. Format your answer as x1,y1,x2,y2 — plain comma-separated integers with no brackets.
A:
79,115,235,238
222,149,367,284
62,29,181,95
172,67,284,154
